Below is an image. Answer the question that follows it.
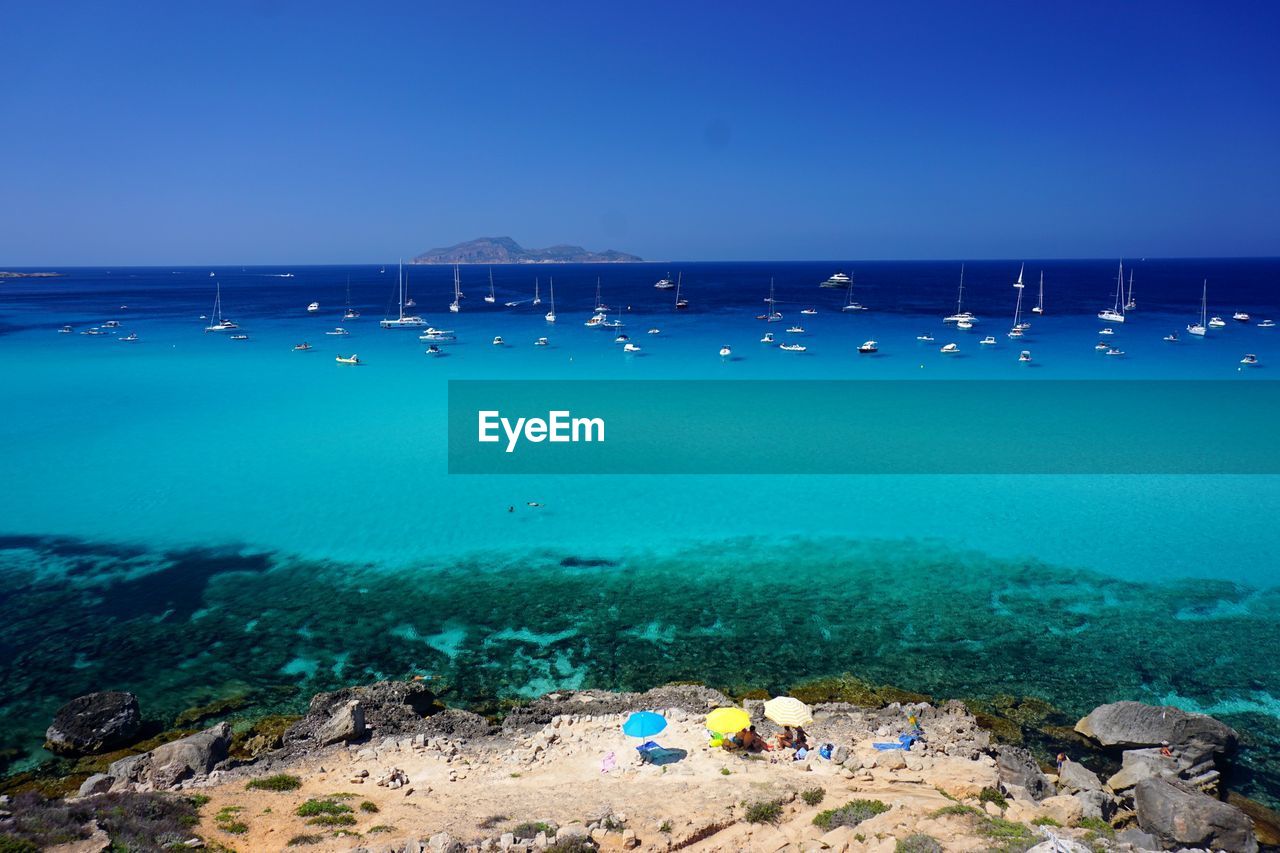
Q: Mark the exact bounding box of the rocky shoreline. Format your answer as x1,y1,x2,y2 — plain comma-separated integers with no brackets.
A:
1,683,1276,852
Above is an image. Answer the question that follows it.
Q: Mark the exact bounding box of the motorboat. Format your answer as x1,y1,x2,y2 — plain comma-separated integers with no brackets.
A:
59,325,73,334
1099,328,1114,335
719,346,732,357
1241,353,1259,365
858,340,878,354
654,273,676,290
916,334,934,342
492,336,504,346
1095,342,1110,351
119,332,139,343
1163,332,1179,342
614,334,629,343
624,343,641,353
534,337,549,347
1105,348,1125,356
307,302,320,313
786,326,805,334
103,320,122,329
761,332,775,343
1209,316,1227,328
504,300,520,307
344,308,360,319
293,342,312,351
779,343,807,352
1259,320,1276,328
585,312,607,327
81,328,105,335
820,271,851,288
980,336,997,345
940,343,959,353
956,319,974,330
230,334,249,341
1018,350,1032,362
1234,312,1250,322
801,308,817,315
425,344,442,355
336,354,359,364
326,327,349,336
647,328,661,335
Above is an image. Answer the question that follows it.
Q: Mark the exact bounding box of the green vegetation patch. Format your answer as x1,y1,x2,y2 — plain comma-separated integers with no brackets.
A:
813,799,889,830
246,773,303,791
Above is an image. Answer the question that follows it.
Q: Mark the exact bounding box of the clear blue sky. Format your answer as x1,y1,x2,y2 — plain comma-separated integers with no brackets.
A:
2,1,1277,264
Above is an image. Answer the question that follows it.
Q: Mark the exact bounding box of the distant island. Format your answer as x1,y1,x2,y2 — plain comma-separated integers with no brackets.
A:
413,236,642,264
0,271,62,278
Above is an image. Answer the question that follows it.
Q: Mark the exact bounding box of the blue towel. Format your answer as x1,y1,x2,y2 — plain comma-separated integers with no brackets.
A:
873,742,907,751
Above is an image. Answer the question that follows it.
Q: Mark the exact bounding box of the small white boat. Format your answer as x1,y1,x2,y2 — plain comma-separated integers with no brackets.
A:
786,326,805,334
425,344,442,355
1259,320,1276,328
761,332,775,343
940,343,959,353
420,327,455,339
801,308,817,315
779,343,807,352
1241,353,1258,365
1099,328,1115,335
820,271,852,288
307,302,320,313
405,297,417,308
1234,312,1250,322
585,312,607,327
1007,328,1024,339
492,336,504,346
326,327,349,336
1018,350,1032,362
81,328,105,336
654,273,676,290
647,328,660,335
534,337,549,347
58,325,73,334
103,320,122,329
344,308,360,319
1105,348,1125,357
504,300,520,307
980,336,997,346
858,340,877,354
624,343,641,353
719,346,732,357
119,332,139,343
230,334,249,341
292,342,312,351
336,353,359,364
956,319,974,330
1209,316,1227,328
209,271,215,277
916,334,934,342
1163,332,1179,342
614,333,629,343
1095,342,1110,351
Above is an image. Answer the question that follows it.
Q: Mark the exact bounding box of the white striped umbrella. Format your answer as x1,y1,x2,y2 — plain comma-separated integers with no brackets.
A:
763,696,813,727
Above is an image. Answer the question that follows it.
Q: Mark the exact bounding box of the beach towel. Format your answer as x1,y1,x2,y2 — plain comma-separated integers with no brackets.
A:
600,751,616,773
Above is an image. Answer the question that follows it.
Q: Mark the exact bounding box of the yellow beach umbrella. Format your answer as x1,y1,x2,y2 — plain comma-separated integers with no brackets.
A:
705,707,751,735
763,696,813,727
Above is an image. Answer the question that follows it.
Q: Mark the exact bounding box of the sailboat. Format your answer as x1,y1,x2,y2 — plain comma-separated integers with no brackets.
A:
544,278,557,323
1187,280,1208,337
343,278,360,319
675,272,688,309
484,267,496,304
1098,262,1127,323
585,278,609,326
1125,269,1136,311
449,265,461,313
1031,271,1044,314
1008,264,1027,338
203,281,238,332
757,279,783,322
533,278,542,306
380,260,428,328
842,274,865,311
943,265,977,324
654,272,676,290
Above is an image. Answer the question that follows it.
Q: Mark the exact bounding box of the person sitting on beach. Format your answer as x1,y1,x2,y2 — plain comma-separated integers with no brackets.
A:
775,725,794,750
735,725,769,753
792,726,810,751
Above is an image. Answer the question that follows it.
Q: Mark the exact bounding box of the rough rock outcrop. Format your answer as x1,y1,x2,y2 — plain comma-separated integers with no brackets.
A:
1075,701,1237,765
501,685,733,732
286,680,437,743
316,700,365,746
108,722,231,790
1133,777,1257,853
1106,747,1180,792
44,692,141,756
76,773,115,797
1057,759,1102,793
994,745,1052,801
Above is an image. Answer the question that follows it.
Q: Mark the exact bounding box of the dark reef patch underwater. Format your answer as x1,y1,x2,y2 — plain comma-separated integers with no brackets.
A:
1,533,1277,806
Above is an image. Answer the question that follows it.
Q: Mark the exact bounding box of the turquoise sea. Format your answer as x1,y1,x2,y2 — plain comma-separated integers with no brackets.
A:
2,259,1278,803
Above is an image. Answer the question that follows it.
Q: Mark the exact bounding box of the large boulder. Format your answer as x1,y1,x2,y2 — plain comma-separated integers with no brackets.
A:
1057,759,1102,793
1133,777,1257,853
108,722,231,790
285,680,436,742
1075,702,1236,765
1074,789,1117,822
315,700,365,746
45,692,141,756
994,745,1053,801
1106,748,1179,792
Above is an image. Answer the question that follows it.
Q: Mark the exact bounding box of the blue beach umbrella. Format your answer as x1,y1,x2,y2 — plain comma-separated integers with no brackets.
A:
621,711,667,739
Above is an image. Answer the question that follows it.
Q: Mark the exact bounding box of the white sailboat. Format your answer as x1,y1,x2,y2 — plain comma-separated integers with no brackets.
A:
1008,265,1026,338
343,278,360,319
842,274,865,311
380,260,427,328
1031,271,1044,315
758,278,782,322
1098,262,1127,323
675,272,688,309
943,265,977,324
1188,280,1208,336
484,267,496,304
544,278,556,323
449,265,461,313
533,278,542,306
203,281,238,332
1125,269,1136,311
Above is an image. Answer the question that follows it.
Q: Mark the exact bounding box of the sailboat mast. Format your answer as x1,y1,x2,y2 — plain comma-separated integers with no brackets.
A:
958,264,965,313
1038,271,1044,311
398,260,404,321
